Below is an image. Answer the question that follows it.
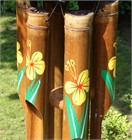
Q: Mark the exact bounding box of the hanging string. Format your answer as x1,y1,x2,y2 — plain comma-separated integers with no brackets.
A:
59,2,65,18
93,1,101,16
45,1,100,22
45,1,65,22
45,2,60,22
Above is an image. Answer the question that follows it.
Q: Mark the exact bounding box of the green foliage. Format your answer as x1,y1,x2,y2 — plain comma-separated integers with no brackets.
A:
37,1,44,9
102,107,131,140
68,0,79,10
119,1,131,15
1,1,131,14
115,36,131,114
1,1,16,13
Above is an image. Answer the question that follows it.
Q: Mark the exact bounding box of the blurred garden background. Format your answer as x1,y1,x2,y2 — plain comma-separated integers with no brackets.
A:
0,1,131,139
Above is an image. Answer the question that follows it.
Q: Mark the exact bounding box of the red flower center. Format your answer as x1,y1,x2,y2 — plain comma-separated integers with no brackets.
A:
77,84,82,89
30,62,34,67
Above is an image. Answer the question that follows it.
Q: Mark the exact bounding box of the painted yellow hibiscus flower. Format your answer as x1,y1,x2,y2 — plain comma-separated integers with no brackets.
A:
26,52,45,80
113,42,117,48
65,59,89,106
17,42,23,66
108,56,116,78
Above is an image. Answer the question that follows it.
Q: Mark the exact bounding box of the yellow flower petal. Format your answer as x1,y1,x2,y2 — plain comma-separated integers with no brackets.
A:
26,65,35,80
108,56,116,70
82,84,89,93
17,42,23,64
26,56,30,66
26,51,46,80
32,52,43,62
72,89,86,105
65,81,77,94
113,66,116,78
78,70,89,84
34,60,45,75
17,42,20,50
113,42,116,48
77,70,89,92
17,51,23,64
82,80,89,92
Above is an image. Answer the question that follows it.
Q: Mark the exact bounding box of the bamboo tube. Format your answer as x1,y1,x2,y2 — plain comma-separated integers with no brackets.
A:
16,1,31,139
49,11,64,139
18,7,49,139
62,11,94,139
17,0,30,7
90,1,119,139
16,1,28,109
44,3,65,139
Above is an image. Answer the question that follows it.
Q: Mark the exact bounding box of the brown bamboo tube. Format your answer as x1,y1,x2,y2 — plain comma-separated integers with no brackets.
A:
90,1,119,139
16,1,31,139
44,3,65,139
49,11,64,139
62,11,94,139
25,8,49,139
17,0,30,7
16,0,28,109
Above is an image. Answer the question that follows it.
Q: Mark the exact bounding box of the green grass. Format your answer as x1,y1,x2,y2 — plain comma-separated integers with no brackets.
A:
115,37,131,115
0,13,131,139
102,32,132,139
0,14,25,140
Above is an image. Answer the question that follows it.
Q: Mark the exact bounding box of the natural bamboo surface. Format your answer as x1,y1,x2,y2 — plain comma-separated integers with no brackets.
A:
62,11,94,139
90,1,119,139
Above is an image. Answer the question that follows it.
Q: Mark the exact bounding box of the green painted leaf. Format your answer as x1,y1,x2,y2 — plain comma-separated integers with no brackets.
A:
17,67,26,92
65,95,79,139
26,79,41,105
79,95,89,138
65,91,89,139
101,70,114,102
27,74,36,91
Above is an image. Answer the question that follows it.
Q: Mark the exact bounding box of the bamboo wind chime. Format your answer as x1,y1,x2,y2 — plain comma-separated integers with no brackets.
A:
16,0,119,139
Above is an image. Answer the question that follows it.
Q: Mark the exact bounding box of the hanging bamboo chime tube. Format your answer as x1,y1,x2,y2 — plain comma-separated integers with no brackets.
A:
16,0,32,139
44,2,64,139
16,0,30,109
90,1,119,139
49,11,64,139
17,6,49,139
62,11,94,139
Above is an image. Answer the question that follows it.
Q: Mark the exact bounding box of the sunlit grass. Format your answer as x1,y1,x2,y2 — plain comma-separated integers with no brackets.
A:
115,36,131,115
0,14,25,140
